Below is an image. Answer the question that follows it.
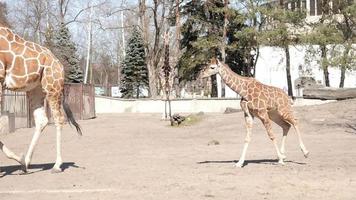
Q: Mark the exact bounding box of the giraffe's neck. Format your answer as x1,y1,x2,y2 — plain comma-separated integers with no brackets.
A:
218,63,250,99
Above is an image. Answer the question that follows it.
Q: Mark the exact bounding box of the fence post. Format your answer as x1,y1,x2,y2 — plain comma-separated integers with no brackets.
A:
81,83,84,120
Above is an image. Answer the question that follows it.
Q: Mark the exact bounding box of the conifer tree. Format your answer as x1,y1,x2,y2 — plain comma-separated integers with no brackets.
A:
53,23,84,83
259,3,306,97
303,1,355,88
120,27,148,98
178,0,245,96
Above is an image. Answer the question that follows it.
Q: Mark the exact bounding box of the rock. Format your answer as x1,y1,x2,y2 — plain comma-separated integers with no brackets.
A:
224,107,240,114
207,140,220,146
171,114,186,126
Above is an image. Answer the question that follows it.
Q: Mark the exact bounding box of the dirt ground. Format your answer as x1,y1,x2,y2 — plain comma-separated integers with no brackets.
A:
0,99,356,200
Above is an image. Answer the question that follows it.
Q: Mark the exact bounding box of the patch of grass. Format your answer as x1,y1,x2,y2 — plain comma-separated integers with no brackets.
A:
170,112,204,127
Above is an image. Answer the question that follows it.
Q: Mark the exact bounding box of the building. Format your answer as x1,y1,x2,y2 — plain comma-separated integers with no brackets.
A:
223,0,356,98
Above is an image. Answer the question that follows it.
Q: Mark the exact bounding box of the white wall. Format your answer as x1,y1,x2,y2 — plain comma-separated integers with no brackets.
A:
95,97,242,114
95,96,335,114
254,45,356,96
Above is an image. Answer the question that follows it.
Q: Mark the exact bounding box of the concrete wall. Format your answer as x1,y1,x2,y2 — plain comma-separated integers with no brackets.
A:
95,97,242,114
95,96,334,114
255,45,356,96
219,45,356,98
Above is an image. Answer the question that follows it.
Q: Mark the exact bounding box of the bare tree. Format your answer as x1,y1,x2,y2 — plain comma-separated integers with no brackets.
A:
0,2,10,27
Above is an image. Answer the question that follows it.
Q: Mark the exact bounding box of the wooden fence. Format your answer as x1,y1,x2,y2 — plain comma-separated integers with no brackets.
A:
1,84,95,131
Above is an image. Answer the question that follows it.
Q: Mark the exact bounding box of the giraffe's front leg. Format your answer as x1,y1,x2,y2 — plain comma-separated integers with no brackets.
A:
235,101,254,168
0,141,22,163
22,107,48,173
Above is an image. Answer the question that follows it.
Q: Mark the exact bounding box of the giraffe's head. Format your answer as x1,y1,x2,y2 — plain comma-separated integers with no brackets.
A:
200,57,221,78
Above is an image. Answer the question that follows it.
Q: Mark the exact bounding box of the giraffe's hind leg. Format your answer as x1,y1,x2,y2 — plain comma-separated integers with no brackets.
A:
257,110,286,165
281,112,309,158
268,110,291,159
47,94,65,173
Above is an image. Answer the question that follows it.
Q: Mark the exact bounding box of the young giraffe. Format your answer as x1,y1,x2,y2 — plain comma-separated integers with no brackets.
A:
0,23,82,173
201,58,309,167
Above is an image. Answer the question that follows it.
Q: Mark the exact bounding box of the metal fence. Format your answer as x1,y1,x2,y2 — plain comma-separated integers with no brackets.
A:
1,90,29,131
1,84,95,131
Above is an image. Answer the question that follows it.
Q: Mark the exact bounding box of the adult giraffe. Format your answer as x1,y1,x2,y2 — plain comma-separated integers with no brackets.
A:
0,23,82,173
201,58,309,167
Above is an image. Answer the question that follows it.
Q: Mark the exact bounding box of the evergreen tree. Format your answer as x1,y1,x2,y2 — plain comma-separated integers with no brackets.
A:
329,1,355,88
120,27,148,98
303,22,342,87
178,0,246,81
53,23,83,83
259,2,306,97
303,1,355,88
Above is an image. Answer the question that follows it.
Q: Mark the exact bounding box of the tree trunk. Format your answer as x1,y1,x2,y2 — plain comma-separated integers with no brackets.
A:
147,63,158,98
320,45,330,87
211,75,217,97
136,85,140,98
339,44,351,88
174,0,181,98
339,65,346,88
216,74,222,98
218,0,229,98
284,46,293,97
139,0,165,98
303,87,356,100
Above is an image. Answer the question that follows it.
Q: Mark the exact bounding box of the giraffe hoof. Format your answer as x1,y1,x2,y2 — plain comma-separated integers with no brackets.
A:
19,154,28,173
234,162,244,168
303,151,310,158
51,167,62,174
278,159,285,165
280,154,287,160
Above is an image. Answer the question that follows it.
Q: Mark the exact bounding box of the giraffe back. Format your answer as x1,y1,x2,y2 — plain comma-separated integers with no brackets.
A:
0,26,64,93
245,80,292,112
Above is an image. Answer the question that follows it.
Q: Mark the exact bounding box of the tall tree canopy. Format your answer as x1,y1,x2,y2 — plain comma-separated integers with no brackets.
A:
258,2,306,97
53,23,84,83
178,0,247,82
120,27,149,98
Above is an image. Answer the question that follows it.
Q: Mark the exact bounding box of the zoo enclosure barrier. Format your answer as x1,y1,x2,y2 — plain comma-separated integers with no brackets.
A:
1,83,95,131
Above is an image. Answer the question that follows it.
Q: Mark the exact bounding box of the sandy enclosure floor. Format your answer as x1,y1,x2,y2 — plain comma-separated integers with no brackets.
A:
0,99,356,199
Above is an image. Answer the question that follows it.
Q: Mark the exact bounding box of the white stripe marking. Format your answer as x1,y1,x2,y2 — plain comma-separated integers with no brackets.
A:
0,188,115,194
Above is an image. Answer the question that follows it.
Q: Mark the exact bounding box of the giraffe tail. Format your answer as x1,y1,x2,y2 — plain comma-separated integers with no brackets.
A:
62,99,83,136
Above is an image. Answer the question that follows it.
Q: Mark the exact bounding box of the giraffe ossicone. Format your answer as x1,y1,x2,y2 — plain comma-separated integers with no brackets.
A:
201,57,309,167
0,23,82,173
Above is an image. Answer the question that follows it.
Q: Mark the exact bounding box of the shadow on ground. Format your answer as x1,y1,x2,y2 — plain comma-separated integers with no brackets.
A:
197,159,306,167
0,162,81,177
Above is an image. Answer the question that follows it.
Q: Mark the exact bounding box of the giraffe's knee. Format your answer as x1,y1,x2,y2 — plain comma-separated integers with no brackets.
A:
33,107,48,129
268,133,276,141
244,135,251,143
266,129,276,140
